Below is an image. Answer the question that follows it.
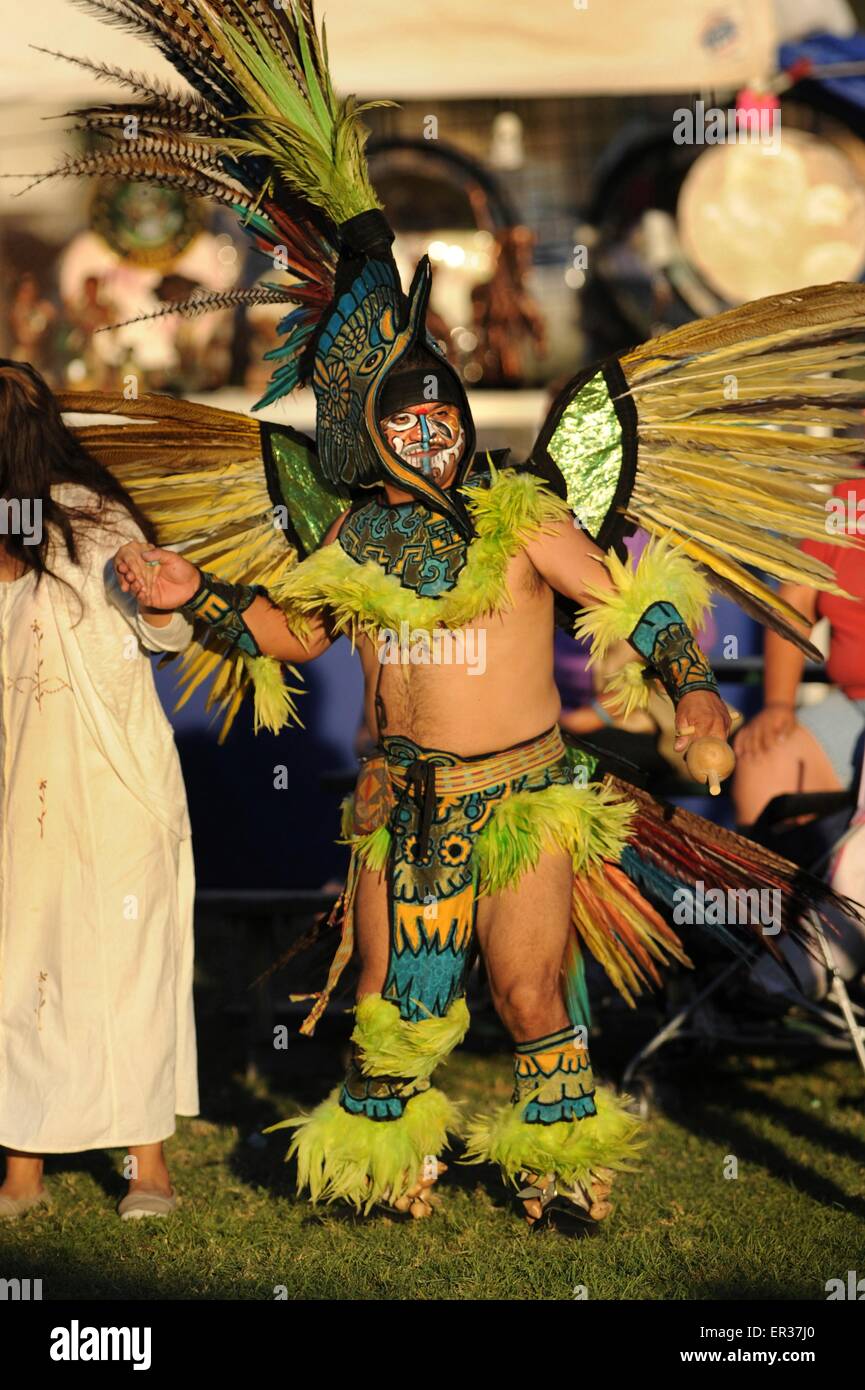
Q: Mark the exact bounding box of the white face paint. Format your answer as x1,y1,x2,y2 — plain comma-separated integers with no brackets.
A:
380,403,466,486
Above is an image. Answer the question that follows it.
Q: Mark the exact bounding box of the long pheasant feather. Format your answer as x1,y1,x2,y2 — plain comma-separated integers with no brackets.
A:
21,0,374,401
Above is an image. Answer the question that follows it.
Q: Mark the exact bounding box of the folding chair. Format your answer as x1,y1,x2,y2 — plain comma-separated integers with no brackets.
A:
621,759,865,1105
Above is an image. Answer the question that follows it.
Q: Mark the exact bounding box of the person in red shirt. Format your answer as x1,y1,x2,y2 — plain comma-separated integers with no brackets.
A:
733,477,865,825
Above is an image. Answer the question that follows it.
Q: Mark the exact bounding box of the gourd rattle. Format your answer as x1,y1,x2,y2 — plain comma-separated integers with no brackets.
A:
684,736,736,796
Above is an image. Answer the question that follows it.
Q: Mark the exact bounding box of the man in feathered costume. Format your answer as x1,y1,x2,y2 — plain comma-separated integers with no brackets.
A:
28,0,865,1228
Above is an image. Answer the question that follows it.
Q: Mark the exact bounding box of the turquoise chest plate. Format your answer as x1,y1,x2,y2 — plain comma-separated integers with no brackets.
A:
339,488,478,598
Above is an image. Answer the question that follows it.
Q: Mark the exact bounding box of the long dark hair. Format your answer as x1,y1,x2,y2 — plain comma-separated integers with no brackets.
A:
0,359,155,585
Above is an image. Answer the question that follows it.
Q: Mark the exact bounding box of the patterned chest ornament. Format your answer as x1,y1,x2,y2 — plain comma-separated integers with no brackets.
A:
338,496,469,597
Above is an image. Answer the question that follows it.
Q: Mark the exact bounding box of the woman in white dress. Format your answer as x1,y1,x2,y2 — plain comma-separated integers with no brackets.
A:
0,361,198,1220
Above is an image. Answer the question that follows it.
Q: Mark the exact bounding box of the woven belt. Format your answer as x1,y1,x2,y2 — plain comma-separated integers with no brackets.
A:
389,725,565,858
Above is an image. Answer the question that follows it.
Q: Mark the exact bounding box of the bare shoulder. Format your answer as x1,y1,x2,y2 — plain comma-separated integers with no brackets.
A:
320,508,351,547
524,514,598,571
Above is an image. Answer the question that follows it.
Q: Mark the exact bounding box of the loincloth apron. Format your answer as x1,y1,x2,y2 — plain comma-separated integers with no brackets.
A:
300,725,593,1032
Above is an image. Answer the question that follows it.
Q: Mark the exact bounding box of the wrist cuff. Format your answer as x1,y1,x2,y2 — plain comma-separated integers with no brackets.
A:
182,568,265,658
629,600,720,706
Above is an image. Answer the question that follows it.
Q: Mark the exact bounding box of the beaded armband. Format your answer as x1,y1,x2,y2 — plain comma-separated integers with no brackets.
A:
628,600,720,706
181,569,267,658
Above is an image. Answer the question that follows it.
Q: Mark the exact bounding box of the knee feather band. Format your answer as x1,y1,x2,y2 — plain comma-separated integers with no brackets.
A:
628,600,720,706
268,995,466,1212
181,568,267,658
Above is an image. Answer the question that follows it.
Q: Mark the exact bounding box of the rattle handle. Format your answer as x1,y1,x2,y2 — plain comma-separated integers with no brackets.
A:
684,735,736,797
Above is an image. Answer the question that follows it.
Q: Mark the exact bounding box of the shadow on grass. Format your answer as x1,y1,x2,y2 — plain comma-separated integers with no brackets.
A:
640,1051,865,1220
197,967,865,1226
0,1246,267,1302
40,1148,126,1201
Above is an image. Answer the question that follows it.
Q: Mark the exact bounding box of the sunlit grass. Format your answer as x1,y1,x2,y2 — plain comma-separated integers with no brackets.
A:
2,1027,862,1301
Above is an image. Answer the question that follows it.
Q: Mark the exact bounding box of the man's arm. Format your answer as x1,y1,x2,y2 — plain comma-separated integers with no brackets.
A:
114,542,336,664
526,518,730,748
240,510,347,661
524,516,619,607
241,594,333,663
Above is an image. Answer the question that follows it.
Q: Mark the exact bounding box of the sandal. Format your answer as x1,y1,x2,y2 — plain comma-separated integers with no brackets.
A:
117,1186,178,1221
0,1189,51,1221
517,1167,615,1230
380,1159,448,1219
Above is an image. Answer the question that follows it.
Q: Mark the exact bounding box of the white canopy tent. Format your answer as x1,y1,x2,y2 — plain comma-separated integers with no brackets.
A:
1,0,776,103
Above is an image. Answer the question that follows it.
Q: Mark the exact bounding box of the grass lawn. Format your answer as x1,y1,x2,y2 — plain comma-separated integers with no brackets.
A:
2,997,863,1301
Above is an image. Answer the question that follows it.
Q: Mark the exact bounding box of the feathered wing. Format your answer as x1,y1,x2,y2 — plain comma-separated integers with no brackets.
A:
59,390,347,738
29,0,389,404
611,776,865,975
531,281,865,659
556,770,865,1024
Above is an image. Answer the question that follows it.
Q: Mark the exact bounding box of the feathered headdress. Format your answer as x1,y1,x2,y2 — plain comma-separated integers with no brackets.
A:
23,3,865,699
27,0,476,528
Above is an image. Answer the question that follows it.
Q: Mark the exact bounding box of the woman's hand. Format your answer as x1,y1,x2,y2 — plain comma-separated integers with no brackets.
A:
734,704,797,758
674,689,732,754
114,543,200,612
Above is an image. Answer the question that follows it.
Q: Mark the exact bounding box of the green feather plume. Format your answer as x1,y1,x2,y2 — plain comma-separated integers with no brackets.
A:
274,467,572,637
351,993,470,1080
474,781,634,893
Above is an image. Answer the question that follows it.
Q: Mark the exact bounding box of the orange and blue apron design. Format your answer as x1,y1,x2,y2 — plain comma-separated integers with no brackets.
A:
381,727,573,1022
297,724,599,1039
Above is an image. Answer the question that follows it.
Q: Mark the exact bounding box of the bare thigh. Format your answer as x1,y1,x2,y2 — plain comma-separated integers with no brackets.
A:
476,848,573,1043
354,864,390,998
732,725,842,826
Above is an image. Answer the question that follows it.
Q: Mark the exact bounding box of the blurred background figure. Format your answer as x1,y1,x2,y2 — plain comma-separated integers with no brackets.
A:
733,474,865,828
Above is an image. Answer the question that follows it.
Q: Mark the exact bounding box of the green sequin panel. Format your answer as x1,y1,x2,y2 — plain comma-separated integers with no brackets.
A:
546,370,623,539
268,428,348,555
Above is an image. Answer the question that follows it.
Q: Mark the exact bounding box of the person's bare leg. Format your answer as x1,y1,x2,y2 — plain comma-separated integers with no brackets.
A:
354,864,390,999
351,862,447,1212
475,849,615,1223
1,1149,45,1199
128,1142,171,1197
732,725,842,826
475,848,573,1040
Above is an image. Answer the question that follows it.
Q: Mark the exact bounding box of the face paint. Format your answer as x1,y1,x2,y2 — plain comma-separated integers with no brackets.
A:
380,403,466,486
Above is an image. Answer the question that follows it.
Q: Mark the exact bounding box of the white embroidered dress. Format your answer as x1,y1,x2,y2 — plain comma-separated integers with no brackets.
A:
0,484,198,1151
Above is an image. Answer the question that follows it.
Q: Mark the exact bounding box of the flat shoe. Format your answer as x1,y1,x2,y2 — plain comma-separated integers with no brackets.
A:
117,1187,178,1220
0,1189,51,1221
